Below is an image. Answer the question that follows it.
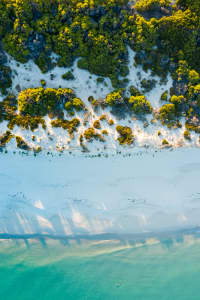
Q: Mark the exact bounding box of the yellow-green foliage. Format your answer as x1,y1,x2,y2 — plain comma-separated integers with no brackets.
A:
160,91,168,101
0,130,13,147
0,0,129,82
105,89,124,106
162,138,169,145
18,87,76,116
0,94,17,122
135,0,171,12
176,0,200,14
159,103,177,122
8,115,46,131
116,125,134,145
15,136,30,151
83,127,103,141
185,121,200,133
170,95,184,110
102,129,108,135
93,120,101,129
183,129,191,140
128,95,152,114
187,84,200,103
51,118,80,135
188,70,200,84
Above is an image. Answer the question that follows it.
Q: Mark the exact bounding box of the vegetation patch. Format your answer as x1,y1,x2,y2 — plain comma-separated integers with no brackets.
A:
128,95,152,114
15,136,31,151
116,125,134,145
83,127,104,142
51,118,80,137
0,130,13,148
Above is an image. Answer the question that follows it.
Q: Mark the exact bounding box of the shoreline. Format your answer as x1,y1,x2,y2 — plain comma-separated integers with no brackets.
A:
0,225,200,241
0,147,200,237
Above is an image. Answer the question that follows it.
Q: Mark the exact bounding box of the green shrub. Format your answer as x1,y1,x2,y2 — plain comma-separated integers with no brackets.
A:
141,79,156,92
128,95,152,114
62,71,75,80
159,103,177,123
105,89,124,106
40,79,46,87
116,125,134,145
102,129,108,135
108,119,114,126
93,120,101,129
162,139,169,145
135,0,171,12
160,91,168,101
170,95,185,110
18,87,76,116
0,130,13,148
129,86,141,97
15,136,31,151
83,127,103,142
51,118,80,136
7,115,46,131
184,130,191,140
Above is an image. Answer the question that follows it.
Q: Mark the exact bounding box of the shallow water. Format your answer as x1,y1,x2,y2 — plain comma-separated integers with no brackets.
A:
0,233,200,299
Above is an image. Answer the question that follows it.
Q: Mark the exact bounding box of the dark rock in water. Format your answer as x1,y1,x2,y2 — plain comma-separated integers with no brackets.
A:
27,33,45,59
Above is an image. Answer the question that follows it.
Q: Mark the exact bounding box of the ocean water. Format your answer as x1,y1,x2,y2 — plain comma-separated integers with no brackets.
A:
0,233,200,299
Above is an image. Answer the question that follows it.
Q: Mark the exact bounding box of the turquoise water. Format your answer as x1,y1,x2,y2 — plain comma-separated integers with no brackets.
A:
0,234,200,299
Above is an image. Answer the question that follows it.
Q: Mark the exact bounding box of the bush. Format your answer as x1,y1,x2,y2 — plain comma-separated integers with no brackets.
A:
108,119,114,126
159,104,177,123
184,130,191,140
102,129,108,135
0,65,12,94
135,0,171,12
141,79,156,92
62,71,75,80
160,91,168,101
129,85,141,97
93,120,101,129
162,139,169,145
99,114,107,121
0,130,13,147
40,79,46,86
128,95,152,114
15,136,30,151
72,97,84,111
18,87,77,116
105,89,124,106
116,125,134,145
97,77,104,84
51,118,80,136
83,127,103,142
8,115,46,131
170,95,185,110
188,70,200,84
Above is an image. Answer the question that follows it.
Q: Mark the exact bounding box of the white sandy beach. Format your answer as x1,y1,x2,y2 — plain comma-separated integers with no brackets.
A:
0,148,200,237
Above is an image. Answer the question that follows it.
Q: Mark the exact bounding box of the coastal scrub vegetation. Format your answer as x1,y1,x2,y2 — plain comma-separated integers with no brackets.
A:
0,0,199,91
0,0,200,149
116,125,134,145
